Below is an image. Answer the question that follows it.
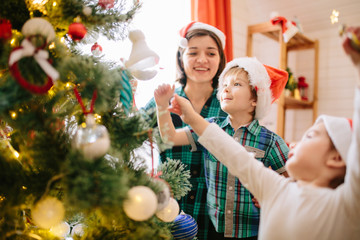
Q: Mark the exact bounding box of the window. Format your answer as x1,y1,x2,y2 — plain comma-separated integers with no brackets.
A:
84,0,191,108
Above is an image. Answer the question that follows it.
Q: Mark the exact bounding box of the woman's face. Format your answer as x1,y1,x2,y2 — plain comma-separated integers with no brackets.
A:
182,35,221,85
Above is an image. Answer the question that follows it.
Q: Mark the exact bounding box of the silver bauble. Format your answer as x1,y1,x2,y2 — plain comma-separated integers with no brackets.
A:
72,114,110,160
154,178,171,211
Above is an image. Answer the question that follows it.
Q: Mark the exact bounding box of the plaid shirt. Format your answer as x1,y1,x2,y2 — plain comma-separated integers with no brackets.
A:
142,87,227,240
189,116,289,238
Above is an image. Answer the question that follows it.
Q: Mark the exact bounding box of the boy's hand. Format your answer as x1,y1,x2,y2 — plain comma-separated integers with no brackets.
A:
154,84,175,109
169,94,197,125
342,26,360,66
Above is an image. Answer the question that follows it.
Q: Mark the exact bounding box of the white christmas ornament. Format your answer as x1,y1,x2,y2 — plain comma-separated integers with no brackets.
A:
83,6,92,16
72,114,110,160
125,29,159,81
71,223,85,236
155,197,179,222
50,221,71,238
31,196,65,229
123,186,158,221
21,18,56,43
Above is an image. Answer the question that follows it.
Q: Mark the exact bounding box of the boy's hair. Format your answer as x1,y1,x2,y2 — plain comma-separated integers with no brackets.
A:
315,115,353,161
221,67,258,118
217,57,288,120
175,28,227,89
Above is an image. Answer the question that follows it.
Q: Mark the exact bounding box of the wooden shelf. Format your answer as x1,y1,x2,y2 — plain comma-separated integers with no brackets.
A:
285,97,313,109
247,21,319,139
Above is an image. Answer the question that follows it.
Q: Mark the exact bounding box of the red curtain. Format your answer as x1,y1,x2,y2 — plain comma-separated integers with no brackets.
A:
191,0,233,61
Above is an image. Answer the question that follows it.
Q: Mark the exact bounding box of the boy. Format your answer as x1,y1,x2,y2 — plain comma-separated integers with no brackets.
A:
155,57,289,239
162,29,360,239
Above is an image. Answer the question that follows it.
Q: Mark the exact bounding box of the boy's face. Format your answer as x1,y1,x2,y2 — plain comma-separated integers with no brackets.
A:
182,35,220,85
286,122,335,181
219,69,256,116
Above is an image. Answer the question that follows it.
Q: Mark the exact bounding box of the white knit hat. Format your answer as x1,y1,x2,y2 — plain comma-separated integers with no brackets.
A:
217,57,288,119
178,21,226,49
315,115,353,162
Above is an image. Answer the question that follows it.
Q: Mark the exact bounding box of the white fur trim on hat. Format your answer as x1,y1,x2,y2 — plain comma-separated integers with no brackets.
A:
178,22,226,49
315,115,352,162
217,57,271,120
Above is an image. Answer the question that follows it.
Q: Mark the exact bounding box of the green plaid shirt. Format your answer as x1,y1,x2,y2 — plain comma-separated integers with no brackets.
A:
142,87,227,240
189,116,289,238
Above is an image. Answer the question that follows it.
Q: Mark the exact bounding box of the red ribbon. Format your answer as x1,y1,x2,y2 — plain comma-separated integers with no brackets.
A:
73,87,97,115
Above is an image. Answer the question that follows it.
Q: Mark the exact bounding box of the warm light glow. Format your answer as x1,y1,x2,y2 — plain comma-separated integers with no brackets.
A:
22,186,27,190
81,122,87,128
60,37,65,43
32,0,48,4
53,1,57,7
48,87,55,97
13,150,20,159
10,111,17,119
330,9,339,24
10,38,16,46
135,195,143,202
49,42,55,49
0,196,5,202
94,114,102,124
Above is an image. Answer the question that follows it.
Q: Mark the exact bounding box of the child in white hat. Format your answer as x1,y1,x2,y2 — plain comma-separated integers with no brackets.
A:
154,57,289,239
162,27,360,240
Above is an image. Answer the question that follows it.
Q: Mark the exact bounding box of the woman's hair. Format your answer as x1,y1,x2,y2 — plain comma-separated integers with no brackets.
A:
218,67,258,118
175,28,226,89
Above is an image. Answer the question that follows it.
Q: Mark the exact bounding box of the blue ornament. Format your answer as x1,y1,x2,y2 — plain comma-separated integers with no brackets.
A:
171,211,198,240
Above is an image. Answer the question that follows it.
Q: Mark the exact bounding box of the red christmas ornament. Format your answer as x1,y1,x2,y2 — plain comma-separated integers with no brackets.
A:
68,22,87,41
91,42,103,56
0,19,12,40
98,0,114,9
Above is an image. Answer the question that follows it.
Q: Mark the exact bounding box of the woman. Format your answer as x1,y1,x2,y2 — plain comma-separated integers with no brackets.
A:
142,21,227,239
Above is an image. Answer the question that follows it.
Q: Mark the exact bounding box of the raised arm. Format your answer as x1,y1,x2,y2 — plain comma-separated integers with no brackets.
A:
154,84,189,146
342,26,360,218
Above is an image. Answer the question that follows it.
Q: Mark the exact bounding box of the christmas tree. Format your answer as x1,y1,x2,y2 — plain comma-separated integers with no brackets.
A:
0,0,194,239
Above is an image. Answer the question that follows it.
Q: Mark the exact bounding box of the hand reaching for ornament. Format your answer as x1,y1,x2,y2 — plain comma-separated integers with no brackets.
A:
154,84,175,110
343,27,360,67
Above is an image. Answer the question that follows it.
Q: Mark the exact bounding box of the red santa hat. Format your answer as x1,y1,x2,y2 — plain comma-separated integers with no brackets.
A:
271,16,299,43
315,115,353,162
178,21,226,49
217,57,288,119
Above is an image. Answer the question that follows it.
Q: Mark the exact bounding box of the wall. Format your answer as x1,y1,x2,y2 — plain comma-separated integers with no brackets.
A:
231,0,360,142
